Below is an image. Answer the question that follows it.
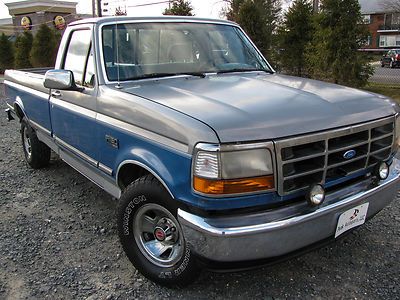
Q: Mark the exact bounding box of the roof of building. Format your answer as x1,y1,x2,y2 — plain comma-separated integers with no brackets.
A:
0,18,12,26
5,0,78,16
359,0,390,14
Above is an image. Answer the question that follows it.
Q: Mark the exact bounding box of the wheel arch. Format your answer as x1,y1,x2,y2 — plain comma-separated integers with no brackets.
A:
116,160,175,199
14,102,26,120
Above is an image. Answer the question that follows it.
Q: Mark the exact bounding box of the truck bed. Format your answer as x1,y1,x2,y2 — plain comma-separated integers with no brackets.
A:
5,68,52,95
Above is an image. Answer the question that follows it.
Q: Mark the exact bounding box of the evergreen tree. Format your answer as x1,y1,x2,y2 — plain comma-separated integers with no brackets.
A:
163,0,194,16
224,0,281,57
307,0,372,87
30,24,56,67
225,0,245,21
52,28,62,64
0,33,14,74
277,0,314,76
15,31,33,69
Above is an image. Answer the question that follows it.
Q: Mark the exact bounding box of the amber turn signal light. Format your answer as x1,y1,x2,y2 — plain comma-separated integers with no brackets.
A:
193,175,274,195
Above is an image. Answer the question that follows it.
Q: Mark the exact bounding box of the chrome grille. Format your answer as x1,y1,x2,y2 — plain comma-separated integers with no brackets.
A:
275,116,395,195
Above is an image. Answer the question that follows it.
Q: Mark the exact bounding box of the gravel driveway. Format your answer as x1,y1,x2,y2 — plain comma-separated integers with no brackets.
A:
1,84,399,300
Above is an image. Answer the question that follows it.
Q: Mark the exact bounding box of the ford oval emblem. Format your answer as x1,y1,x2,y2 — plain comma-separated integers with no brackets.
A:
343,150,356,159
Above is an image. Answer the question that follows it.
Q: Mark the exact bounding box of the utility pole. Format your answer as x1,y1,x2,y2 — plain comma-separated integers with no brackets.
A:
92,0,96,17
313,0,319,14
97,0,102,17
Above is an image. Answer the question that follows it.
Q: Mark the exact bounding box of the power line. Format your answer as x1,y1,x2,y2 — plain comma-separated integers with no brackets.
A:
127,1,171,8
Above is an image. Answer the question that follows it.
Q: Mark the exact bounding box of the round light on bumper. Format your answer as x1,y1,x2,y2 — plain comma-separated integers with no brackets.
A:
377,162,389,180
307,184,325,206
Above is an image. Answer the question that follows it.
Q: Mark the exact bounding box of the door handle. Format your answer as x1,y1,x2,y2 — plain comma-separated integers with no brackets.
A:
51,90,62,98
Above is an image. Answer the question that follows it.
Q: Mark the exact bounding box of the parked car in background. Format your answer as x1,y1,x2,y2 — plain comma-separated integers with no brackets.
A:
381,49,400,68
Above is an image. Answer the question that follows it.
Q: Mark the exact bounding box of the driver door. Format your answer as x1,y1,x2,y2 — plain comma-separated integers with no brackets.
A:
50,26,99,165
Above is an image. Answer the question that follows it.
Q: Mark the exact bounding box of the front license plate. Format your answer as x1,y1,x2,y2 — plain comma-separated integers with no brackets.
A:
335,203,369,238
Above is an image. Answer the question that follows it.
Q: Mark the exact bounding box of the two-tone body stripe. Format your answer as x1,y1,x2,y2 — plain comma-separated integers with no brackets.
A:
98,163,113,176
51,96,189,153
50,97,97,119
30,120,52,136
55,136,98,167
96,113,189,153
4,80,49,100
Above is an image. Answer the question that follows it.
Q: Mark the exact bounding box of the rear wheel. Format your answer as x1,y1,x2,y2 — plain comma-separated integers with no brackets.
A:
21,117,51,169
117,175,200,287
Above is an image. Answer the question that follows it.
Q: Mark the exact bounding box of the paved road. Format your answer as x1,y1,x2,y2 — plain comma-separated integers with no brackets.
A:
370,63,400,85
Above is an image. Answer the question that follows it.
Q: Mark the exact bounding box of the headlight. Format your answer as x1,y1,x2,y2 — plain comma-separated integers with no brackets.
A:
192,143,274,196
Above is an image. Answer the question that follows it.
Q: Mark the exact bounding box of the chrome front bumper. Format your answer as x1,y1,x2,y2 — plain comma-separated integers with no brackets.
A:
178,158,400,262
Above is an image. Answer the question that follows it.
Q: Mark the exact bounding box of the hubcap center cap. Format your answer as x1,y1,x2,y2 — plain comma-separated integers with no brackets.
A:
154,227,166,241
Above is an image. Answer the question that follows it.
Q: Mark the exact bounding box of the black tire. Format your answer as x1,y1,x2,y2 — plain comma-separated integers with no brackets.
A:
117,175,200,287
21,117,51,169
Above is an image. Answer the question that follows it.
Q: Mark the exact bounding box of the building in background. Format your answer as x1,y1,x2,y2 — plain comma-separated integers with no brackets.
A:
0,0,90,37
360,0,400,50
0,17,13,35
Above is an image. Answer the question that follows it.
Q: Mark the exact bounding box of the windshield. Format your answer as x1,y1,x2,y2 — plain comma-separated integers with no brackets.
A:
101,22,271,81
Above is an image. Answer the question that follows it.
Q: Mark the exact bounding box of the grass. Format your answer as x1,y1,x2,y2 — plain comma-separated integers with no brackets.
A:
363,83,400,102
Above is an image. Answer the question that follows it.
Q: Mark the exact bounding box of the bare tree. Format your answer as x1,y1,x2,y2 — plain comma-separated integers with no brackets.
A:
115,6,127,16
382,0,400,12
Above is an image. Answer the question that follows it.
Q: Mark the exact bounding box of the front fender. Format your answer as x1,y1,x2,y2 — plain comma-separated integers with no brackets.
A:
115,145,192,200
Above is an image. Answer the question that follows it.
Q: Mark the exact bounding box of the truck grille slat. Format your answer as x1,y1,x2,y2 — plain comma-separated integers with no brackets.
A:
328,154,368,169
284,168,325,180
276,117,395,195
329,141,369,154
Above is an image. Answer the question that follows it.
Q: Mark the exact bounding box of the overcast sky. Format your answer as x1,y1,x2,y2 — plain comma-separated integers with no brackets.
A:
0,0,228,19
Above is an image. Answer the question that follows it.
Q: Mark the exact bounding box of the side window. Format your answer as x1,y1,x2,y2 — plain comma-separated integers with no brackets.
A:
63,30,92,86
84,46,95,88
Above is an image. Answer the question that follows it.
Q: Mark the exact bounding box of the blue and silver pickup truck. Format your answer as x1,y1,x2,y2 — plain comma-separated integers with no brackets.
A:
3,16,400,286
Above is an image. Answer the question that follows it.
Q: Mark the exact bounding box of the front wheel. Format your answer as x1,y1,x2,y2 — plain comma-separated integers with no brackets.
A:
117,175,200,287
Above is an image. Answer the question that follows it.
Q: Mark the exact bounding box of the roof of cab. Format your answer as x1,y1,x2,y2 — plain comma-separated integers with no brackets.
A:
69,16,237,27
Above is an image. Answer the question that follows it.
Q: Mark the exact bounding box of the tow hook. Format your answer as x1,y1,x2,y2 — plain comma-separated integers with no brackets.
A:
5,108,14,121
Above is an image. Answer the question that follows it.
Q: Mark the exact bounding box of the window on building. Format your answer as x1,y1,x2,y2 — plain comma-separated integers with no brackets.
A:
362,15,371,24
380,36,386,47
379,35,400,47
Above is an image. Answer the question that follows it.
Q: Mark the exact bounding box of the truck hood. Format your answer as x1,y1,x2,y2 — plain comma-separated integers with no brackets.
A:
119,73,397,142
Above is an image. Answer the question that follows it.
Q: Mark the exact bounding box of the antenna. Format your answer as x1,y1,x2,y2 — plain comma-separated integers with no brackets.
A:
115,16,122,89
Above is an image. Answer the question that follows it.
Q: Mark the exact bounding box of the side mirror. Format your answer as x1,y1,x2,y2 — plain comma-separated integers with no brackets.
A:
44,69,83,91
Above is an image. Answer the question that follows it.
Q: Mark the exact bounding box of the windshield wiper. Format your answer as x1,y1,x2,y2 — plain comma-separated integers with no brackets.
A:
217,68,273,74
128,72,206,81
